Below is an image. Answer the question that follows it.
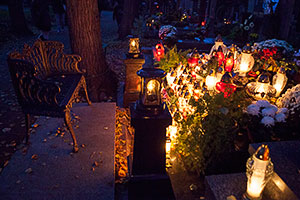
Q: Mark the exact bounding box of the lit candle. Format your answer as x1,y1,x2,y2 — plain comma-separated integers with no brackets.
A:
206,74,217,91
246,157,268,198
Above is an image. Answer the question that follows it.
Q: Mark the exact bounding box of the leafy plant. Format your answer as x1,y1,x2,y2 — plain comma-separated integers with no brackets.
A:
156,45,190,72
172,90,250,175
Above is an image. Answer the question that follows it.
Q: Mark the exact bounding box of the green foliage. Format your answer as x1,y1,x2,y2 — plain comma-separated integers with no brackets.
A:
173,90,251,175
198,56,219,78
156,46,191,72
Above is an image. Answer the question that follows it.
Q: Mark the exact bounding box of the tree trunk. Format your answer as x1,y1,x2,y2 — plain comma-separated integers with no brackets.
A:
8,0,32,35
275,0,296,40
119,0,139,38
66,0,117,102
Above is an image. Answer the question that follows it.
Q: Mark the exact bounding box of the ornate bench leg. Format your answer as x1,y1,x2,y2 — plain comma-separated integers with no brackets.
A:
25,114,30,144
64,111,79,153
82,77,92,105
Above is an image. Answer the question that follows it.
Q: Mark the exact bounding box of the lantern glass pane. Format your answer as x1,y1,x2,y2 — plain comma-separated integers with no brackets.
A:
129,38,140,54
143,79,160,105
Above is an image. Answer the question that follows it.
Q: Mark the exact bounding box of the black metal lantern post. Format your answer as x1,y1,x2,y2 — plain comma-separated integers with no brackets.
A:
129,67,174,199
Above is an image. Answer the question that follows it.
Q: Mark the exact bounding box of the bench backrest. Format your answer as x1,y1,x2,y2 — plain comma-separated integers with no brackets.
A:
8,40,68,79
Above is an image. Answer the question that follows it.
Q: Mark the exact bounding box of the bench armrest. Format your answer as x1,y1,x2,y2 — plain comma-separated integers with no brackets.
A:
52,54,83,74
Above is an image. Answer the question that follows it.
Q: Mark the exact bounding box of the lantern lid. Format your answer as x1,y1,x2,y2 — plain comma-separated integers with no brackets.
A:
137,67,166,78
278,67,286,74
257,72,270,83
221,72,232,84
215,34,223,42
227,52,234,58
255,144,270,160
217,67,224,73
191,50,200,58
242,44,251,53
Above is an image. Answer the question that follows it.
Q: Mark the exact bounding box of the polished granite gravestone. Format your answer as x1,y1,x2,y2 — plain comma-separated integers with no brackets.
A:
0,103,115,200
205,141,300,200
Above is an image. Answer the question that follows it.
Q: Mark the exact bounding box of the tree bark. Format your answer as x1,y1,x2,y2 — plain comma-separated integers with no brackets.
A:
118,0,139,38
8,0,32,35
275,0,296,40
66,0,117,102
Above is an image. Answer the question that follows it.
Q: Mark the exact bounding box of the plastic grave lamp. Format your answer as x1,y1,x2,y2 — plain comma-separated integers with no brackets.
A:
246,72,276,100
188,50,200,68
205,70,217,91
129,37,140,55
153,43,165,61
216,46,225,66
193,82,201,101
225,52,234,72
244,144,274,200
216,72,236,98
236,44,254,76
272,67,287,97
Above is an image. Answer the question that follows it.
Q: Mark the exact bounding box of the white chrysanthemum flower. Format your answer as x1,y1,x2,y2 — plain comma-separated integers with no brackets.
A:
269,105,278,113
261,116,275,127
262,107,276,117
247,104,260,116
278,107,288,114
256,100,270,108
275,113,286,123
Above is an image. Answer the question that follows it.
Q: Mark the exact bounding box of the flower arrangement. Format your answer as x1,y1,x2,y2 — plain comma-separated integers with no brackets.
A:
158,25,177,40
157,38,300,175
252,39,294,53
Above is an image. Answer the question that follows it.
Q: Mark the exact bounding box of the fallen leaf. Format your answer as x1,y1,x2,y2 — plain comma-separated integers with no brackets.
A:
75,175,79,179
31,154,38,160
91,167,95,171
25,168,32,174
42,162,46,166
10,141,16,147
16,180,21,184
81,144,86,148
3,161,9,167
94,161,100,167
42,139,47,143
89,152,96,159
103,126,109,130
31,123,39,128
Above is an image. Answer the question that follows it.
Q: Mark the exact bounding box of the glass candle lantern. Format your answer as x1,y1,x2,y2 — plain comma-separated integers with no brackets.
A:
137,68,166,107
246,72,276,100
205,70,217,91
236,44,254,76
216,72,236,98
272,67,287,97
244,144,274,200
129,37,140,55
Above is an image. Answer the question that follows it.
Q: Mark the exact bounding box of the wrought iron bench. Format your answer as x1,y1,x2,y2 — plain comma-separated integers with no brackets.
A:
7,39,91,152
